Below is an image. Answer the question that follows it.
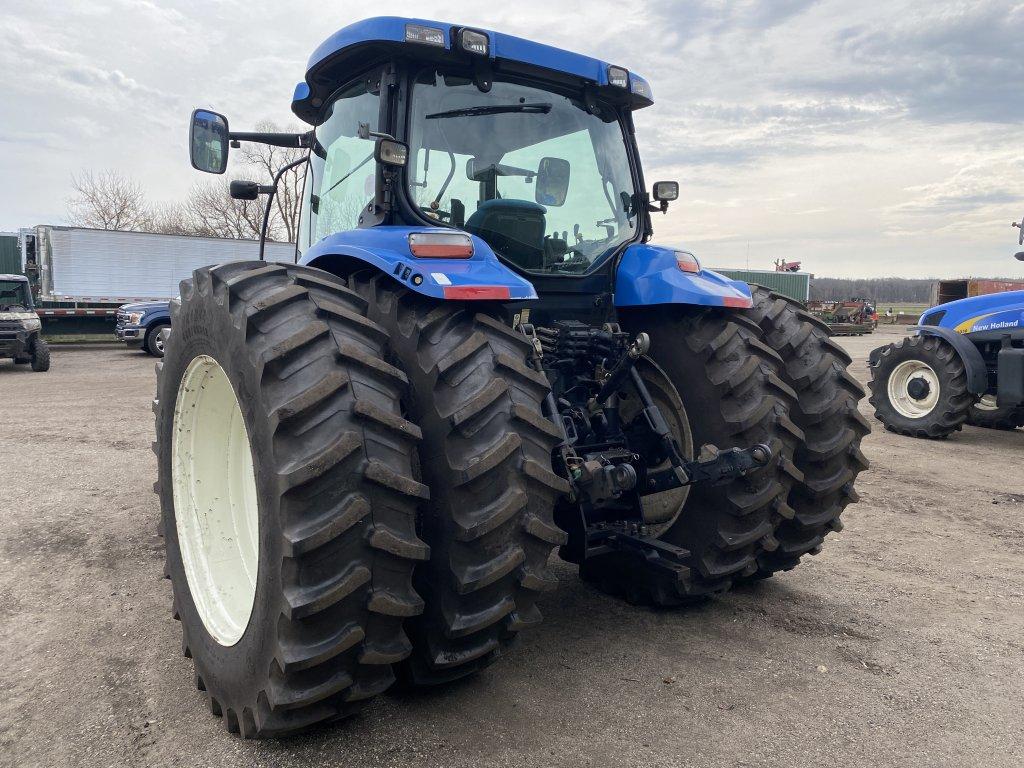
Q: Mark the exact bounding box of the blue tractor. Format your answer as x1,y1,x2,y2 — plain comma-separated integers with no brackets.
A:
869,222,1024,438
156,17,868,737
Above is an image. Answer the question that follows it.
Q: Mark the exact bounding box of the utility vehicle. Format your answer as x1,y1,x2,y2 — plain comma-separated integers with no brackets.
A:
0,274,50,371
157,16,868,737
870,220,1024,437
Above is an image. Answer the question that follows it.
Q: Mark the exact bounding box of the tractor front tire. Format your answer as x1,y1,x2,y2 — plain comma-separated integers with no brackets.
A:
154,262,428,737
744,287,869,576
595,306,804,604
868,335,972,439
349,271,568,686
966,397,1024,431
30,339,50,372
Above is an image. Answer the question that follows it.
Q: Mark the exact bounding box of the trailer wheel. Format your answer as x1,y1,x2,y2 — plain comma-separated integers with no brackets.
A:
595,306,803,604
868,336,972,438
743,288,870,576
347,270,568,686
966,396,1024,430
154,262,428,737
30,339,50,372
146,323,170,357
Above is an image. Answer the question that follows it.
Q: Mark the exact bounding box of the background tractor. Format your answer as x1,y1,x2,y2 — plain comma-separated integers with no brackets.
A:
869,218,1024,437
156,16,868,737
0,274,50,372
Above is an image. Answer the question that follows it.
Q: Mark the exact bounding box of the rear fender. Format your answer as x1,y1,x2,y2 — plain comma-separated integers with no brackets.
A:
614,244,752,308
911,325,988,395
300,226,537,301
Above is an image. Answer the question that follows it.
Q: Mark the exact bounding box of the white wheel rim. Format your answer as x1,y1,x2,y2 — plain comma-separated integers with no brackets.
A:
887,360,941,419
976,394,999,411
172,355,259,646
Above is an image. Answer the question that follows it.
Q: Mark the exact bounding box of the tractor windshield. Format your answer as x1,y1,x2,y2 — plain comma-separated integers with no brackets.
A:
0,279,31,312
407,71,639,274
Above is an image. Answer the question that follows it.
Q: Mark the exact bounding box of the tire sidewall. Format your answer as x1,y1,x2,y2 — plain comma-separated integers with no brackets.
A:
158,288,282,709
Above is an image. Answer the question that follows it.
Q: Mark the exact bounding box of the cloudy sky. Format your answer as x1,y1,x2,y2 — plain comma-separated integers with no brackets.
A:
1,0,1022,278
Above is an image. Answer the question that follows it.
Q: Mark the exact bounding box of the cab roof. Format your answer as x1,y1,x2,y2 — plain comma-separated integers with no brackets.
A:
291,16,653,124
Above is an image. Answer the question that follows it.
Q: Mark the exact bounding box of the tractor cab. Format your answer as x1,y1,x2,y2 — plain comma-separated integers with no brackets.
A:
189,16,749,324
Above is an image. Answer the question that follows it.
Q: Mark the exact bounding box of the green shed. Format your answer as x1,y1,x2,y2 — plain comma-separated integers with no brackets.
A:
0,233,21,275
710,268,812,303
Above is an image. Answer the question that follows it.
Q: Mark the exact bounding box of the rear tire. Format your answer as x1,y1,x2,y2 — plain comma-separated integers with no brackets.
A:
155,262,428,737
966,396,1024,430
348,270,568,686
589,306,804,604
30,339,50,372
868,336,972,438
743,288,870,576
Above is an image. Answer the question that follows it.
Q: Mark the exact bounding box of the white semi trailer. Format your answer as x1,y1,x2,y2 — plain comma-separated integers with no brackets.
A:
16,226,295,315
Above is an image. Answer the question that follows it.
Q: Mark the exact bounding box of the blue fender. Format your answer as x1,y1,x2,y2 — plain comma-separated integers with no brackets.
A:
613,243,753,308
910,325,989,395
299,226,537,301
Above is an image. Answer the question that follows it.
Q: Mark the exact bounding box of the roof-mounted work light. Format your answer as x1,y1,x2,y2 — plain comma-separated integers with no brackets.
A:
456,28,489,56
405,23,445,47
607,66,629,88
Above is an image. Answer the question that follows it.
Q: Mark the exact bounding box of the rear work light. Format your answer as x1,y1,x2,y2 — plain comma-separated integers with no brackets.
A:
607,66,629,88
375,139,408,166
408,232,475,258
456,28,489,56
675,251,700,273
405,23,445,47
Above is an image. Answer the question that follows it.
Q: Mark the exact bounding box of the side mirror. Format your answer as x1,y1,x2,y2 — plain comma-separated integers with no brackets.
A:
535,157,570,207
190,109,230,174
1015,252,1024,261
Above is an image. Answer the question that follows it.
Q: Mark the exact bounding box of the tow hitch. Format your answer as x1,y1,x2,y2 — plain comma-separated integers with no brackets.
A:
519,320,775,578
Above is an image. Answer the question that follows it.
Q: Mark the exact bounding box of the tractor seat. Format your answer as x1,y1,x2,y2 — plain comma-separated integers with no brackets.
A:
465,199,547,270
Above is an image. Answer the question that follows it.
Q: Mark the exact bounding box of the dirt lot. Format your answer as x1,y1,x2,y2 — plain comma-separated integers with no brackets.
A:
1,327,1022,768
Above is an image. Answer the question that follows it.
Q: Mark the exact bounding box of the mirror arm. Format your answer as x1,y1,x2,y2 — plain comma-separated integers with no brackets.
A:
229,131,313,149
258,156,308,262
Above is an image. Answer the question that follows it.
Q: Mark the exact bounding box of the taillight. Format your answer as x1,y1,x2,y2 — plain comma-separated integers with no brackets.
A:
408,232,474,258
675,251,700,273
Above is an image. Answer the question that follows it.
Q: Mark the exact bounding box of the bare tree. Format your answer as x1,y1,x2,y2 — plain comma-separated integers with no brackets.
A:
68,121,305,242
67,170,151,231
237,121,305,242
178,180,266,240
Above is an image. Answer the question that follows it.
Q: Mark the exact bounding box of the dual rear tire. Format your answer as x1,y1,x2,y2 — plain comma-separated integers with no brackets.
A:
157,267,868,735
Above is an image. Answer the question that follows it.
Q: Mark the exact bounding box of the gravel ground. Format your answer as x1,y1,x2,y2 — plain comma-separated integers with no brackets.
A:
1,327,1022,768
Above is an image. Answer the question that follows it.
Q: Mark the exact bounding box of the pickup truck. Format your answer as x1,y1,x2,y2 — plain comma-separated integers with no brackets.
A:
115,301,170,357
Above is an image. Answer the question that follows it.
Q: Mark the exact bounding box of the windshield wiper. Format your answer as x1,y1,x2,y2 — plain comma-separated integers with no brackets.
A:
425,102,552,120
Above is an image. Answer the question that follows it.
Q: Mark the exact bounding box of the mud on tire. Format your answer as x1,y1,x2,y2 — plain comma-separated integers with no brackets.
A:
349,270,568,686
154,262,428,737
744,287,870,576
586,306,804,605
